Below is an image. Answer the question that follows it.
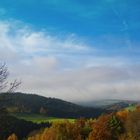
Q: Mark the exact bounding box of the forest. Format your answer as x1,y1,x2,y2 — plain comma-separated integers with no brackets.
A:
2,105,140,140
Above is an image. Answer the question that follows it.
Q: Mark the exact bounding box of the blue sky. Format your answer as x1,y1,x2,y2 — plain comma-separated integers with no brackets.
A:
0,0,140,101
1,0,140,37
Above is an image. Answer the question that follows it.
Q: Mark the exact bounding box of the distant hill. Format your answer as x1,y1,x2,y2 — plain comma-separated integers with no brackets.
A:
0,92,105,118
78,99,140,111
77,99,122,107
104,101,138,111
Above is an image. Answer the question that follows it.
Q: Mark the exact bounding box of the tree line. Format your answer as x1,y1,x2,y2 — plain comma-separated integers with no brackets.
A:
6,106,140,140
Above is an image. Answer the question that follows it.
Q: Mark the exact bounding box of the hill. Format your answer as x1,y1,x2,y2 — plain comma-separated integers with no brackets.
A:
77,99,122,107
104,101,139,111
78,99,140,111
0,92,105,118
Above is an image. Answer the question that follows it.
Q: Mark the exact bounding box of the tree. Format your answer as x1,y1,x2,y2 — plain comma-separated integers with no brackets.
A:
40,107,47,115
0,63,21,93
7,134,18,140
116,110,128,123
27,121,83,140
88,114,112,140
118,109,140,140
0,63,8,91
88,114,123,140
125,110,140,139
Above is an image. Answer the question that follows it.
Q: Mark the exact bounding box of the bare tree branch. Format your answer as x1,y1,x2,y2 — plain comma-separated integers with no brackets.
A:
8,79,21,93
0,63,9,91
0,62,21,93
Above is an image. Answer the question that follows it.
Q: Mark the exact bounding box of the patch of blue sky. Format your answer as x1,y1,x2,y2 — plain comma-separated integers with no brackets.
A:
0,0,139,36
0,0,140,61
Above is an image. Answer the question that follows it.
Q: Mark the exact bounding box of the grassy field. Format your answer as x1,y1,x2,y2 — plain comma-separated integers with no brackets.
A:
11,113,75,123
125,104,136,111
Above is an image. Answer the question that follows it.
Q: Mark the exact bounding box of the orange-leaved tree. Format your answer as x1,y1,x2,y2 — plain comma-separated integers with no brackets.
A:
88,113,123,140
7,133,18,140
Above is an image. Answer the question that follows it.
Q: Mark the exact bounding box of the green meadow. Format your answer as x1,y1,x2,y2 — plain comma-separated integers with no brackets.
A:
11,113,75,123
125,104,136,111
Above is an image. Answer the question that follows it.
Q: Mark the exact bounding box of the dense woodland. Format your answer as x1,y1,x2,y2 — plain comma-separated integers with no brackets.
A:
3,106,140,140
0,93,140,140
0,108,51,140
0,93,105,118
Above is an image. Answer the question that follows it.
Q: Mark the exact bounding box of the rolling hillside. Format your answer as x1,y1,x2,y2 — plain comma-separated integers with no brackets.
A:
0,92,105,118
78,99,140,111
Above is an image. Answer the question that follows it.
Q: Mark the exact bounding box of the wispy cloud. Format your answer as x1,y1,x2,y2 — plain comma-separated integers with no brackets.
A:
0,20,93,60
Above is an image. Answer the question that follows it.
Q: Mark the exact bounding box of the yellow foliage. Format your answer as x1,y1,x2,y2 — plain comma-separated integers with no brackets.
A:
7,134,18,140
116,110,128,123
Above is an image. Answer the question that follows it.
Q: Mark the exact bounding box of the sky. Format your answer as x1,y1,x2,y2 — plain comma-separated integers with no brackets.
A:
0,0,140,102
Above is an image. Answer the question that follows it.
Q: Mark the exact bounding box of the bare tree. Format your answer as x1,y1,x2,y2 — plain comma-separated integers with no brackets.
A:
8,79,21,93
0,63,9,91
0,62,21,93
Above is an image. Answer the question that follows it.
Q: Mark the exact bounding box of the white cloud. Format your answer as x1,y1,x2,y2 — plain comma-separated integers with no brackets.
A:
0,20,93,61
0,20,140,102
15,65,140,102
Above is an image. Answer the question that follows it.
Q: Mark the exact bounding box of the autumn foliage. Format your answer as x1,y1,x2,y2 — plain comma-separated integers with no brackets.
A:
27,119,92,140
88,114,123,140
6,107,140,140
7,134,18,140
